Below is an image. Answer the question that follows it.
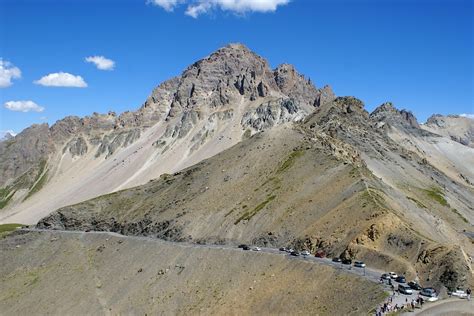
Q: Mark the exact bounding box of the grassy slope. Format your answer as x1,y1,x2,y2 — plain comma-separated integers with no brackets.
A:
0,223,22,238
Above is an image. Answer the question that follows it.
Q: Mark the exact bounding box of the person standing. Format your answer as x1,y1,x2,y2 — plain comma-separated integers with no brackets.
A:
467,288,471,301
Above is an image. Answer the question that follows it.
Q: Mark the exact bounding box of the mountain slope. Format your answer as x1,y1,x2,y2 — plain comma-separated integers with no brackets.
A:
38,97,474,290
421,114,474,148
0,230,384,315
0,43,335,224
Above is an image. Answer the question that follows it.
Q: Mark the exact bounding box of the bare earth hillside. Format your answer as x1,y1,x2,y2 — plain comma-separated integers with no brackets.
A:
0,230,384,315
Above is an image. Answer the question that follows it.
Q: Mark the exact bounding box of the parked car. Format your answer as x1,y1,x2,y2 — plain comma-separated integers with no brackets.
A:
450,289,468,298
332,257,342,263
301,250,310,256
315,250,326,258
354,261,366,268
398,284,413,295
290,251,300,256
342,258,352,265
242,245,251,250
389,272,398,279
395,276,407,283
408,281,422,291
252,247,261,251
287,248,295,253
381,273,391,280
238,244,247,249
279,247,287,252
420,288,437,298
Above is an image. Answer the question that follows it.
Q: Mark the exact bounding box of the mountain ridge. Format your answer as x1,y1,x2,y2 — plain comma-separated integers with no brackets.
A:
0,43,335,223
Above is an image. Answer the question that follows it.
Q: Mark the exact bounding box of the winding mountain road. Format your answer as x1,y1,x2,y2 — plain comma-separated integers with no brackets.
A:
19,228,464,314
23,227,381,280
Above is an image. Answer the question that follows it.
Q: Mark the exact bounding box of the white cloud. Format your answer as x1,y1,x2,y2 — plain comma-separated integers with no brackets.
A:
148,0,183,11
4,100,45,113
0,59,21,88
34,72,87,88
85,55,115,71
460,114,474,120
0,130,16,140
185,2,212,17
149,0,290,17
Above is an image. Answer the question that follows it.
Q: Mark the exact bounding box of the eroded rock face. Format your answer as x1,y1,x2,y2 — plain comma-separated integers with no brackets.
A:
95,129,141,158
63,137,88,157
241,98,305,131
166,43,279,116
0,124,52,187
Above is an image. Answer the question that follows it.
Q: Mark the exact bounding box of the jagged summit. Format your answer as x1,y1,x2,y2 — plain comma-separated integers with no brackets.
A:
370,102,420,129
0,43,336,223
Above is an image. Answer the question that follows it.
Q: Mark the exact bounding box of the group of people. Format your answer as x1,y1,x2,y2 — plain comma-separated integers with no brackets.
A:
375,294,425,315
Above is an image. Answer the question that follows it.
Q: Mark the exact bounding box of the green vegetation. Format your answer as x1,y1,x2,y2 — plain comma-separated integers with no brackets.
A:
406,196,427,209
0,191,14,209
276,150,304,174
24,167,48,201
422,186,448,207
242,129,251,140
0,223,23,238
24,171,48,200
224,209,234,217
0,187,15,209
361,188,388,209
452,208,468,224
235,195,276,224
261,176,279,187
26,271,40,286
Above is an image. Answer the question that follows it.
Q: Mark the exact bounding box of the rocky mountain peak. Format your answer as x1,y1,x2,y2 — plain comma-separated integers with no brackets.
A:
371,102,397,114
144,44,336,123
370,102,420,129
422,114,474,147
426,114,444,126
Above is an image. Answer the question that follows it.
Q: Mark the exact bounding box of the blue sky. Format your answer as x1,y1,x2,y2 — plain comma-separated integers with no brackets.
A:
0,0,473,135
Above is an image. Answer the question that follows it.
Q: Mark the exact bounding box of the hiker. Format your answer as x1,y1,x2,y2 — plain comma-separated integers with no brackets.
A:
467,288,471,301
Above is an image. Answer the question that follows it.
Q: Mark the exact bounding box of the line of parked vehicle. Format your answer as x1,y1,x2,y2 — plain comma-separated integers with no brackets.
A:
238,244,369,267
330,256,366,268
237,244,440,301
380,272,438,300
